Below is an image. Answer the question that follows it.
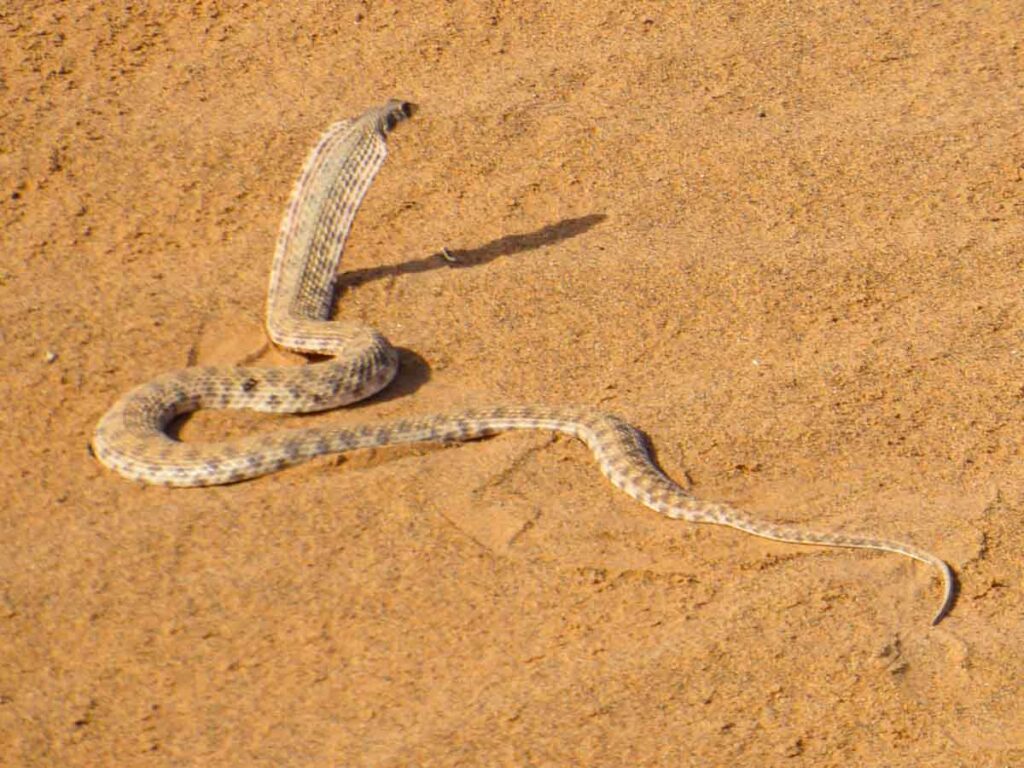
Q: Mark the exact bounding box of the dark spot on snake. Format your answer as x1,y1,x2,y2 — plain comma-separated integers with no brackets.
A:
241,377,258,392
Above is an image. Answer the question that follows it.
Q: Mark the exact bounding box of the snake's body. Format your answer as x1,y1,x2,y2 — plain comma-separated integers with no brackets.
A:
93,100,956,624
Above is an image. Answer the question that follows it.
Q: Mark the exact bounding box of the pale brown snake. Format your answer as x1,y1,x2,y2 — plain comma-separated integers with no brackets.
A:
93,99,956,624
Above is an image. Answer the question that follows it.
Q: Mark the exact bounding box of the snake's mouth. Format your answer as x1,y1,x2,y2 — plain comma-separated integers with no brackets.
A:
382,99,416,132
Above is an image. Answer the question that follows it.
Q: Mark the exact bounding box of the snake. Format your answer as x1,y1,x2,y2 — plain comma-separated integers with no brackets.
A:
92,99,956,625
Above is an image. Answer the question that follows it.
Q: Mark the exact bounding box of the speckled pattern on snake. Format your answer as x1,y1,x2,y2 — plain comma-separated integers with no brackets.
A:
92,99,956,625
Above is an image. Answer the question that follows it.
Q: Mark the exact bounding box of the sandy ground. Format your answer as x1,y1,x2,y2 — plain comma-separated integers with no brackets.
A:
2,1,1023,765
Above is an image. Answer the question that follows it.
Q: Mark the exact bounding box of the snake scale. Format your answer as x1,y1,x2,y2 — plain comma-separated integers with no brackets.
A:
93,99,956,625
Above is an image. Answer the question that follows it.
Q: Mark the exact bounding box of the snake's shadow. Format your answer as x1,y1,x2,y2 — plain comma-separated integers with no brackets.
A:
333,213,607,295
321,213,607,408
353,347,431,407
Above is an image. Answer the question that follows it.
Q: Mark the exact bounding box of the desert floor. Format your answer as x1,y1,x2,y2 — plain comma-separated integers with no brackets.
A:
2,2,1023,765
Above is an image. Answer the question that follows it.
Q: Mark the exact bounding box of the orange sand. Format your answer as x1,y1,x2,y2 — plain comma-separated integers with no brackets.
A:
2,2,1022,765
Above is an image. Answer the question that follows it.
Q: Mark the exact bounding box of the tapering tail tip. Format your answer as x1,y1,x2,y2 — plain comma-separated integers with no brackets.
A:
930,561,957,626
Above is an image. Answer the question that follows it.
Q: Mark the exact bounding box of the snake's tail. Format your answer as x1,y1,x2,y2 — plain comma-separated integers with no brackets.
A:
713,515,957,625
929,561,957,625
